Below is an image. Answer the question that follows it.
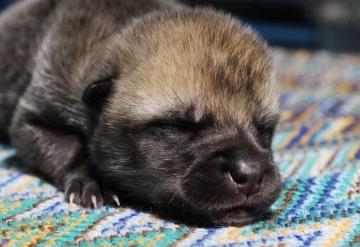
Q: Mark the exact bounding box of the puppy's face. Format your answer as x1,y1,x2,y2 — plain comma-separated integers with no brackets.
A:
87,11,281,226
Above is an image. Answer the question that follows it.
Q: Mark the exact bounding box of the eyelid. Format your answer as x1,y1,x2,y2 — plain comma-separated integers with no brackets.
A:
257,123,275,130
148,118,205,133
255,116,279,131
149,118,190,127
253,122,276,137
256,113,280,126
147,111,214,133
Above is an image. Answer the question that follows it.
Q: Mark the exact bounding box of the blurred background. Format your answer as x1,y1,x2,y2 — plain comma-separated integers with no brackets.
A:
1,0,360,52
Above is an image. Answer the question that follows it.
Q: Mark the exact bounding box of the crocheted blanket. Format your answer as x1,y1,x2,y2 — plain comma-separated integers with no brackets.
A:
1,48,360,246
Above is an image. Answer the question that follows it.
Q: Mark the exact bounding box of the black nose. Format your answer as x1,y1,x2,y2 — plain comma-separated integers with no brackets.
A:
228,161,264,196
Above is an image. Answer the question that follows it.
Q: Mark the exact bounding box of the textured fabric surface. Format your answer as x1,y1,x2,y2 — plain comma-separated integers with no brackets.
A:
1,48,360,246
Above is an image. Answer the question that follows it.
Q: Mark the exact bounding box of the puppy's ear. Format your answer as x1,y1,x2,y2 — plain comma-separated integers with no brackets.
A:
82,78,113,111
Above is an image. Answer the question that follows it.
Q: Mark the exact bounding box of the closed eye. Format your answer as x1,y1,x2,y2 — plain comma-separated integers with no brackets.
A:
148,118,202,133
254,123,277,149
147,111,214,132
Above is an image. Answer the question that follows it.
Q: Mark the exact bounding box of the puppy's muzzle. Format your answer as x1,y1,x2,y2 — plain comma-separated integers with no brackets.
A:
208,149,268,198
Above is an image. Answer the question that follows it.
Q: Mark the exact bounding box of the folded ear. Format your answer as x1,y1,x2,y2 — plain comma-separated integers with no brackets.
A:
82,78,113,111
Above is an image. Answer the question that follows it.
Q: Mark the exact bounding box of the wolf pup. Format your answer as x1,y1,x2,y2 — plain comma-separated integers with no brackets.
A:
0,0,281,226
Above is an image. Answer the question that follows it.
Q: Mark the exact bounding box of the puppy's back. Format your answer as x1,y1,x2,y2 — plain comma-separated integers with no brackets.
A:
0,0,58,137
0,0,179,138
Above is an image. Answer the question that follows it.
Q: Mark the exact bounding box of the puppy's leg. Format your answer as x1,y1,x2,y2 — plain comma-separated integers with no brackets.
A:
9,103,119,208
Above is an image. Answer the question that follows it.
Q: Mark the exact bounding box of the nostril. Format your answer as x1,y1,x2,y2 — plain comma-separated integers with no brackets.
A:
228,161,264,196
229,170,248,185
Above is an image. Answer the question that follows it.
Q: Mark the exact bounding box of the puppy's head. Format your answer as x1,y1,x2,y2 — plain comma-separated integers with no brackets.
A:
84,9,281,226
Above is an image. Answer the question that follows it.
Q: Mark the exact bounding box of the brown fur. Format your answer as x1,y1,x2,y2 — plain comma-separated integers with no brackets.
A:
105,10,279,128
0,0,281,226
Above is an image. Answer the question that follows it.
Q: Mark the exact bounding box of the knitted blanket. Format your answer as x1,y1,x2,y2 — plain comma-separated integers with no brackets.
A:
1,48,360,246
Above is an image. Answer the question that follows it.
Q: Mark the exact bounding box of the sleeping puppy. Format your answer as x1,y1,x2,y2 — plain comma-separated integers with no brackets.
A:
0,0,281,226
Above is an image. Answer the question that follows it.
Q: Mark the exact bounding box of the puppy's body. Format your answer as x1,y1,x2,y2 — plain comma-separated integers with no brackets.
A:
0,0,175,136
0,0,281,226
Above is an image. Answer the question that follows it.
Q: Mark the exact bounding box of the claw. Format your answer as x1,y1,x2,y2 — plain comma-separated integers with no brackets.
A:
91,195,98,208
69,193,76,205
113,194,121,207
69,193,79,211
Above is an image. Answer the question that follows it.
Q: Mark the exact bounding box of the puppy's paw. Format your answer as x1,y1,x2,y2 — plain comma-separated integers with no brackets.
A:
64,176,103,208
63,170,120,208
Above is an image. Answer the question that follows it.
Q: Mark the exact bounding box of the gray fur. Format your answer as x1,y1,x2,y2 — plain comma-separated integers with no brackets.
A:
0,0,281,226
